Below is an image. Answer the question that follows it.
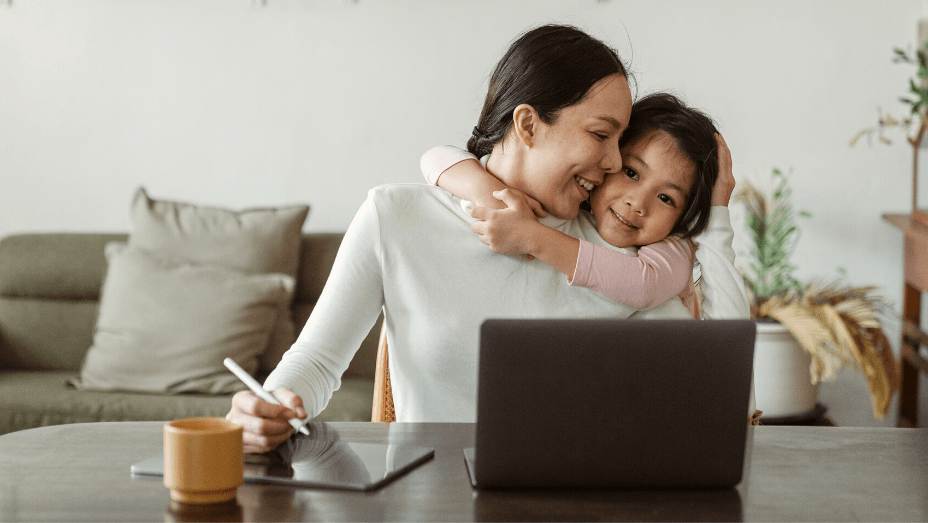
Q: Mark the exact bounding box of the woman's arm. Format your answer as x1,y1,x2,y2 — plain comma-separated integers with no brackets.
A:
472,189,694,310
228,191,386,452
693,134,750,319
693,207,750,319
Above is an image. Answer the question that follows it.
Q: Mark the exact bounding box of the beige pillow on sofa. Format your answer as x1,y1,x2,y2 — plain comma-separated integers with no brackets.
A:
128,187,309,373
71,243,294,394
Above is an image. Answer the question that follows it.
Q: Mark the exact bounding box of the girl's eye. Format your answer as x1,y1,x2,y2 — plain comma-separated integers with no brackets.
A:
624,167,639,181
658,194,676,206
592,132,608,141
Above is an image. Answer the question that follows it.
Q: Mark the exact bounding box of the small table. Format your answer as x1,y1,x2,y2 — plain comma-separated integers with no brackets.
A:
883,213,928,427
1,421,927,522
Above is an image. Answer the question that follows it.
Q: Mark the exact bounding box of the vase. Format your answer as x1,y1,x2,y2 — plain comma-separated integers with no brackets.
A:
753,321,820,419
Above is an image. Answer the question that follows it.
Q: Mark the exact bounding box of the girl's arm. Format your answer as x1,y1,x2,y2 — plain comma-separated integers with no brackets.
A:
571,237,696,311
420,145,546,215
420,145,477,185
420,145,508,210
472,189,695,312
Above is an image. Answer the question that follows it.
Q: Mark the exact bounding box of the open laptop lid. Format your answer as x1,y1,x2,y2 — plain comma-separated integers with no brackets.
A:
470,318,755,489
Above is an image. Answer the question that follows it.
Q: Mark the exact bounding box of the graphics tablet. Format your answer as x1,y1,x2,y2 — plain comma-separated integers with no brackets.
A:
132,429,434,492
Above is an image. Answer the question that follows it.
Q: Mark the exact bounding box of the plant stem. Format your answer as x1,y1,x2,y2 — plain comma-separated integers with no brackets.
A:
910,119,928,212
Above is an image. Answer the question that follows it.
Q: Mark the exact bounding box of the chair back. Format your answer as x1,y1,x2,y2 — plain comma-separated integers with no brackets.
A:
371,321,395,422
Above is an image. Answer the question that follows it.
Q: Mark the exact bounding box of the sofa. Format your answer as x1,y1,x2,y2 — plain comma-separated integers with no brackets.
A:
0,232,382,436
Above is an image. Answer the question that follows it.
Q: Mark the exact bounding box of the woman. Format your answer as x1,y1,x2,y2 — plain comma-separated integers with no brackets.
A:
228,24,748,453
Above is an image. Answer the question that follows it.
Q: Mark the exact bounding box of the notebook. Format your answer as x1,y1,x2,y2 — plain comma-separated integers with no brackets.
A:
464,318,756,489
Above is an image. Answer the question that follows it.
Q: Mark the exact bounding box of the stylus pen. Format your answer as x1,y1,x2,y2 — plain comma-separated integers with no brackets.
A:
223,357,310,436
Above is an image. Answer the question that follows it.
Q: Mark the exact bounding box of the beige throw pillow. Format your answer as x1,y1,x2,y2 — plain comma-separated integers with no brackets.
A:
128,187,309,373
72,243,295,394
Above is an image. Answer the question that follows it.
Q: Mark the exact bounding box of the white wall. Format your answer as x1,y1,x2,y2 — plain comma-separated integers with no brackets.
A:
2,0,926,426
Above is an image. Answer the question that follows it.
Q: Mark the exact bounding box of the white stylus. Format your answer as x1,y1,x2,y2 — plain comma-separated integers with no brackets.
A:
223,357,310,436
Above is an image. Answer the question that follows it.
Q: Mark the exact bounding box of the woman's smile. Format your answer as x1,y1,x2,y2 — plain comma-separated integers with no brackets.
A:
575,175,596,192
513,73,631,220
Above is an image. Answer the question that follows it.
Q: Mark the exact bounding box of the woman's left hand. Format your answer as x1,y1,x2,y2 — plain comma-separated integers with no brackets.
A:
712,133,735,207
469,189,545,256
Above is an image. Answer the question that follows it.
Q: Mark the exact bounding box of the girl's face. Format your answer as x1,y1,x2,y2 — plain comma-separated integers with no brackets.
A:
519,74,631,220
590,132,695,248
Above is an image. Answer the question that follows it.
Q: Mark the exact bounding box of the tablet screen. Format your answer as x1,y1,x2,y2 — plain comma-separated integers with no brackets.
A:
132,434,434,492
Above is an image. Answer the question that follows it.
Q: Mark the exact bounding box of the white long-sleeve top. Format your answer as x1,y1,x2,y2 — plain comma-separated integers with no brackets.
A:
264,184,750,422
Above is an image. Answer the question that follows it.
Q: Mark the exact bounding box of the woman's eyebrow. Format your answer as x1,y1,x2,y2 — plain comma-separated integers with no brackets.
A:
593,116,623,129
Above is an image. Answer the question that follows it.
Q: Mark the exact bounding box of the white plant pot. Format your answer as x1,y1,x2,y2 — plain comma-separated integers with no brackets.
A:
753,321,820,418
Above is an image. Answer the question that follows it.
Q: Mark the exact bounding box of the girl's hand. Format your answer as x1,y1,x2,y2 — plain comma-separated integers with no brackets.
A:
470,189,545,255
473,192,548,218
712,133,736,207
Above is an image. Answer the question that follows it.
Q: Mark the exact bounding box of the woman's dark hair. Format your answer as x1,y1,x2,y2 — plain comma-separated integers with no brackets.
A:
618,92,720,239
468,24,628,157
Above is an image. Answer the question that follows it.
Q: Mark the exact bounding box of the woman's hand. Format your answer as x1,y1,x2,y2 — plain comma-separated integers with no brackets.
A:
470,189,546,255
227,387,307,454
712,134,736,207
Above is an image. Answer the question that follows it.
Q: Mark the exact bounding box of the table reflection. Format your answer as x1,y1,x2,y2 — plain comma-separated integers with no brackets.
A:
474,488,743,522
239,422,432,491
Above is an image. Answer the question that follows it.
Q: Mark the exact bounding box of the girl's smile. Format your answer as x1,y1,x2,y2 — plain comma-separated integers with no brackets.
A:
590,131,695,248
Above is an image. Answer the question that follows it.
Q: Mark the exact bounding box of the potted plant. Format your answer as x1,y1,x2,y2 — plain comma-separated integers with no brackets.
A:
850,42,928,226
737,169,899,420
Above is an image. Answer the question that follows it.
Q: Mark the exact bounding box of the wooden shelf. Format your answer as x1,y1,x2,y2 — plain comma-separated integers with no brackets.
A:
884,212,928,233
884,213,928,428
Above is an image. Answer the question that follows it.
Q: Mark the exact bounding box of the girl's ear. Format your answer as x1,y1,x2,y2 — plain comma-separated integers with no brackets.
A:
512,104,539,148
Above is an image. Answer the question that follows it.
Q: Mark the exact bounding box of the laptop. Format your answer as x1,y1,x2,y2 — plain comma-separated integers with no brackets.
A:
464,318,755,489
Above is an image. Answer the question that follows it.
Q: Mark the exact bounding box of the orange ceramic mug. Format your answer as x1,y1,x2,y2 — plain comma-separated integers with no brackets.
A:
163,417,243,504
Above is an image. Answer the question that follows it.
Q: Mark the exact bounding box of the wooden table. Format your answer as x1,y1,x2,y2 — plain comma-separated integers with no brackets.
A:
883,213,928,427
1,422,927,522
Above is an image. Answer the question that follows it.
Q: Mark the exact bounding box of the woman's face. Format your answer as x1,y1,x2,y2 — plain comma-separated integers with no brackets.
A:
520,74,632,220
590,132,695,248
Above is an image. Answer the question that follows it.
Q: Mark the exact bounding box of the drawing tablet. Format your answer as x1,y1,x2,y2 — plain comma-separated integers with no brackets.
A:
132,434,434,492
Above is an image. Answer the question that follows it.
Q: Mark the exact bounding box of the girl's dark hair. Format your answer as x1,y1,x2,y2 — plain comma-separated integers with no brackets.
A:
618,92,720,239
468,24,628,157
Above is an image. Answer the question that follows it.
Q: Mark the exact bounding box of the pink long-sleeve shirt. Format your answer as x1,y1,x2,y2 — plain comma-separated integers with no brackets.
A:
420,145,700,318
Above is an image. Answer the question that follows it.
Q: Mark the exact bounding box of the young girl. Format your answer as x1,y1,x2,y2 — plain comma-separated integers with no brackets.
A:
420,93,721,318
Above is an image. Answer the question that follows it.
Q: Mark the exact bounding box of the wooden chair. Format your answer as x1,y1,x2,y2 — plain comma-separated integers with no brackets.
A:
371,321,396,422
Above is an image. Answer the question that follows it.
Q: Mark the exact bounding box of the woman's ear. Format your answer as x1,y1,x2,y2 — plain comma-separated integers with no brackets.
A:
512,104,539,148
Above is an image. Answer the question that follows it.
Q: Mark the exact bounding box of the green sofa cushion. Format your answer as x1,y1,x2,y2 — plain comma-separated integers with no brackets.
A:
0,234,124,300
0,371,374,435
0,298,99,371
